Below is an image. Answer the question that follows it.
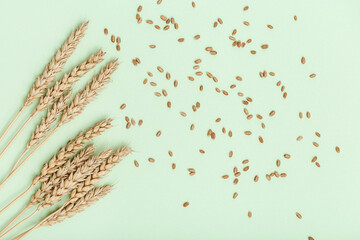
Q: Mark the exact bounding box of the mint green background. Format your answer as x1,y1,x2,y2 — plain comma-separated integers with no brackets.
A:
0,0,359,239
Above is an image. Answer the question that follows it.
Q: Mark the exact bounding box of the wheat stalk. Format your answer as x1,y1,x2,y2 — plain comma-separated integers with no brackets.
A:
37,149,113,209
0,60,118,191
9,186,113,240
71,147,132,200
0,119,112,216
24,22,89,107
0,22,89,160
1,147,131,238
34,49,105,114
59,59,119,126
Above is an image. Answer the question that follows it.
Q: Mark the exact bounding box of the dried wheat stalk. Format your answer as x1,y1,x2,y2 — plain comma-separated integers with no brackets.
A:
0,59,118,190
71,147,132,200
0,21,89,159
27,91,72,150
24,22,89,107
34,49,105,114
59,59,119,126
37,148,113,209
28,145,95,208
0,119,112,216
12,186,113,240
1,147,131,238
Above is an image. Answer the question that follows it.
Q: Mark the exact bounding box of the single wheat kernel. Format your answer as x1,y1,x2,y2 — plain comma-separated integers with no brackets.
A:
180,112,187,117
192,1,195,7
233,192,238,199
254,175,259,182
228,131,232,137
244,131,252,135
248,211,252,218
301,57,305,64
138,120,143,126
280,173,287,177
243,166,249,171
120,104,126,110
276,159,281,167
172,163,176,169
229,151,233,158
310,74,316,78
243,6,249,11
311,156,318,163
104,28,108,35
233,178,239,185
284,154,291,159
126,122,131,129
131,118,136,126
178,38,184,42
259,136,264,143
269,110,275,116
313,142,319,147
116,37,121,44
243,21,250,26
294,15,298,21
183,202,189,207
116,45,120,51
156,131,161,137
315,132,321,137
134,160,139,167
190,124,195,131
149,45,156,48
306,111,311,118
296,212,302,219
218,18,223,24
297,136,303,141
222,175,229,179
335,146,340,153
267,24,273,29
199,149,205,154
111,35,115,42
261,44,269,49
194,34,200,40
148,158,155,163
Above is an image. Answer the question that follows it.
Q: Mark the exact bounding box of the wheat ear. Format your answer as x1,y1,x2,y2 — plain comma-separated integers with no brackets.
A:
0,49,104,163
0,61,118,191
71,147,133,200
0,119,112,215
11,186,113,240
0,21,88,150
34,49,105,114
59,59,119,126
1,146,131,237
24,22,89,107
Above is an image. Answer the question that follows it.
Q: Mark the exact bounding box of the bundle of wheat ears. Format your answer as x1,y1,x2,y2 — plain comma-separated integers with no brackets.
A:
0,21,131,239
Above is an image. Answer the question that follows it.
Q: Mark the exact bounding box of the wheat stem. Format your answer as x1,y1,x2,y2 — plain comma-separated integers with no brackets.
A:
0,205,31,237
0,106,25,147
0,128,57,191
0,207,38,239
0,115,34,160
0,184,34,216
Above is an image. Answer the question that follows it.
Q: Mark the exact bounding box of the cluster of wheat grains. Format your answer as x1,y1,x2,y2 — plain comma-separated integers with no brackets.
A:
0,22,129,239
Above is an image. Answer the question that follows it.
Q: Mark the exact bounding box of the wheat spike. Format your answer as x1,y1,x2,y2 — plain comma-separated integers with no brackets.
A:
38,149,113,209
11,186,113,240
34,49,105,113
71,147,132,200
28,146,94,208
36,118,113,184
24,22,89,107
58,59,119,126
26,91,72,150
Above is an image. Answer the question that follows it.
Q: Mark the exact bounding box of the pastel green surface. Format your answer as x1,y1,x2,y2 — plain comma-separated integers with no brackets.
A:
0,0,359,239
